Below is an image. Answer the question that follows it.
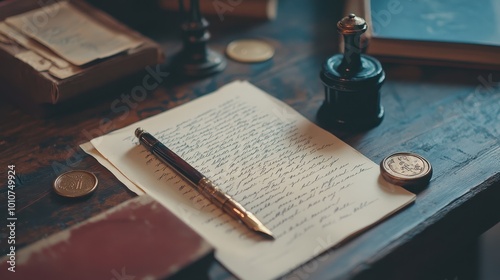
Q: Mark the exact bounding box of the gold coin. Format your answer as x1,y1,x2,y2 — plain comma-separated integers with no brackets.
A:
226,39,274,63
380,152,432,187
53,170,98,197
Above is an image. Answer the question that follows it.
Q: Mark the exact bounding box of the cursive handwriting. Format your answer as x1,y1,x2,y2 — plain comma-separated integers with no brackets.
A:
133,95,377,241
90,81,416,280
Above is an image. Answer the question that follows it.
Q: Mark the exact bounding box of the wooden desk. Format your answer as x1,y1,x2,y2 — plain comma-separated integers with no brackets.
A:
1,1,499,279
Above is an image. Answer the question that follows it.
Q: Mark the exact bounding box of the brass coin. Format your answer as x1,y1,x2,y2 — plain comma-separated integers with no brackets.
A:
53,170,98,197
380,152,432,187
226,39,274,63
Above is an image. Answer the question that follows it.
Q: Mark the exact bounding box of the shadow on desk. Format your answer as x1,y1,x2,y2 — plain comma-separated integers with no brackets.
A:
480,222,500,280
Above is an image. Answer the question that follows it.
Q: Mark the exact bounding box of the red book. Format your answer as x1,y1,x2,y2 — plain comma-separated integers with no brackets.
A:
0,195,213,280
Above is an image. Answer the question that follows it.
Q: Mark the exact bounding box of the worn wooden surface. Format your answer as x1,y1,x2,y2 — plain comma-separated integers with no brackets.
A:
1,1,499,279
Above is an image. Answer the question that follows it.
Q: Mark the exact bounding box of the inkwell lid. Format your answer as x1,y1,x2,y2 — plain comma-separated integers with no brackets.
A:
320,14,385,91
337,13,367,34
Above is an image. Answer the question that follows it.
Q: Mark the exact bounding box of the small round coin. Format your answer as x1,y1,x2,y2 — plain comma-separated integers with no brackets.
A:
226,39,274,63
380,152,432,187
53,170,98,198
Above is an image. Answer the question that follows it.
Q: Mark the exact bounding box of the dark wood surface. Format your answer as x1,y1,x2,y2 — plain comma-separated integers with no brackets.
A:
1,1,500,279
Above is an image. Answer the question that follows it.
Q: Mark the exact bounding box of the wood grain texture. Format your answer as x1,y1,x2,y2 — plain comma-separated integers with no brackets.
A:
0,0,499,279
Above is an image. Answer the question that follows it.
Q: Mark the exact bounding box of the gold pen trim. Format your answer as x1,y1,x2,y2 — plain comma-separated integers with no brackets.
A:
198,177,274,239
136,128,273,240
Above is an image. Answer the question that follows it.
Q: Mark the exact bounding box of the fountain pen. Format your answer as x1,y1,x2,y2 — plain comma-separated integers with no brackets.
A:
135,128,274,240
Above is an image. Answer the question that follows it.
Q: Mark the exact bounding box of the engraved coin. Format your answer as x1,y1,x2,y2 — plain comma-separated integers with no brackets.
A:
380,152,432,187
53,170,98,197
226,39,274,63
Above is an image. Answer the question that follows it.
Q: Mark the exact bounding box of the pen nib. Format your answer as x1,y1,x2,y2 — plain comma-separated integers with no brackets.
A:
243,212,274,240
256,226,275,240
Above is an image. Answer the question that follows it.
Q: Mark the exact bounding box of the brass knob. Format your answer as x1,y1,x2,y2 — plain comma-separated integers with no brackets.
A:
337,13,367,35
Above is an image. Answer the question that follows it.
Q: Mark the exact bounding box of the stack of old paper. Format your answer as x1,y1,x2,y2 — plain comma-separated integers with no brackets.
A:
82,81,415,280
0,1,141,79
0,0,162,106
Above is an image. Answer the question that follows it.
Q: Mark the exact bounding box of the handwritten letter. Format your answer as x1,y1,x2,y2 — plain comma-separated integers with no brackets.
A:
86,81,415,280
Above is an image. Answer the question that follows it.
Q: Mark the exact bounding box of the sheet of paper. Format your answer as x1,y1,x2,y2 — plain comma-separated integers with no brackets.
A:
0,21,83,79
48,64,83,79
80,142,146,195
84,81,415,280
0,32,12,44
0,21,70,68
15,50,52,71
5,2,142,66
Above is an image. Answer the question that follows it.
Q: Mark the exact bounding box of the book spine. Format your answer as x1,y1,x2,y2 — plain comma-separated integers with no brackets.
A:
160,0,277,20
